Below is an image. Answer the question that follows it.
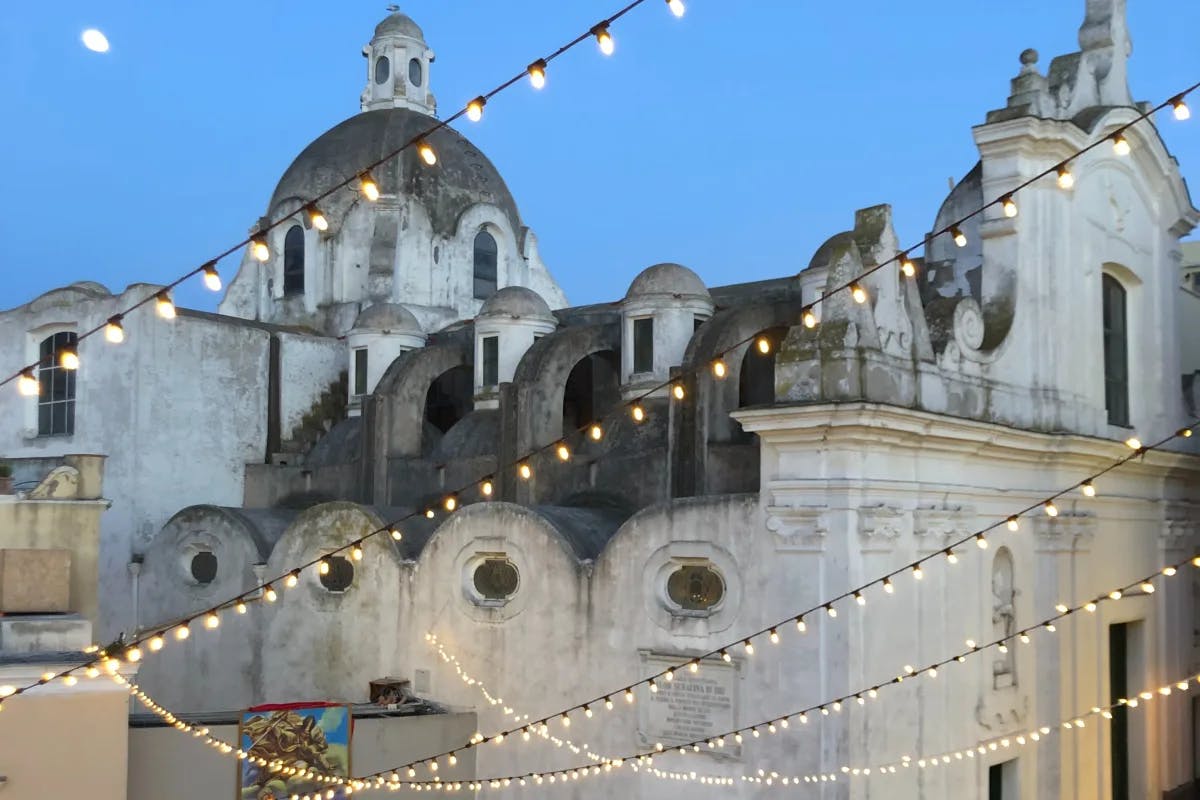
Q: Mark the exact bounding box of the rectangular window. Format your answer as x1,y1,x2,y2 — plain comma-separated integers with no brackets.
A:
989,760,1018,800
1110,623,1129,800
693,315,706,333
633,317,654,374
353,348,368,396
482,336,499,386
37,331,77,437
1102,275,1129,427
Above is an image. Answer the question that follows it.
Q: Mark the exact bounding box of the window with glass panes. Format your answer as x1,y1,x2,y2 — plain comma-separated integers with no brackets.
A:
37,331,77,436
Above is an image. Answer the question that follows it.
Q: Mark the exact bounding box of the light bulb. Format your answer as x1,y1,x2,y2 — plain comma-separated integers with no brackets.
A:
126,646,142,663
883,577,894,593
251,234,270,262
417,140,437,166
850,283,867,304
1085,601,1097,612
156,292,176,319
1140,582,1154,594
149,635,164,652
1001,195,1018,218
951,226,967,247
202,262,222,291
105,316,125,343
631,404,645,422
854,592,865,606
263,585,277,602
204,612,220,629
589,423,603,441
975,533,988,549
756,337,771,354
1044,500,1058,517
284,571,299,588
17,369,39,396
624,688,635,703
60,346,81,370
425,507,435,518
666,0,685,16
307,206,328,232
1109,590,1122,600
518,462,532,480
672,383,685,400
1056,165,1074,190
1179,428,1194,438
592,24,614,55
689,659,700,673
648,679,658,693
769,628,779,644
445,494,458,511
795,616,806,633
712,359,727,378
351,544,363,561
174,624,190,640
900,254,916,277
946,550,958,564
466,97,486,122
1163,566,1177,577
556,443,570,461
1124,436,1142,450
236,602,247,614
1112,134,1131,156
802,310,817,329
359,172,380,202
1172,95,1191,121
913,564,924,581
319,560,330,575
480,479,494,498
1081,481,1096,497
826,603,837,618
1006,516,1020,532
604,697,613,710
528,59,547,89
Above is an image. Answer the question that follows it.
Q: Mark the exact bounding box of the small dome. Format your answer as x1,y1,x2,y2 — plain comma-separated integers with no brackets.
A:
374,11,424,40
805,231,855,273
477,286,555,322
351,303,422,334
624,263,710,301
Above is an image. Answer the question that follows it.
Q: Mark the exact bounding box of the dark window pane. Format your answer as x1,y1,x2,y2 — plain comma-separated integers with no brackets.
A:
473,231,498,300
694,315,705,333
319,556,355,592
354,349,369,395
190,551,218,584
482,336,499,386
52,402,67,436
1110,624,1129,800
408,58,422,87
1102,275,1129,426
283,225,305,295
633,317,654,373
37,332,77,436
666,564,724,611
374,56,390,85
473,559,518,600
38,404,51,436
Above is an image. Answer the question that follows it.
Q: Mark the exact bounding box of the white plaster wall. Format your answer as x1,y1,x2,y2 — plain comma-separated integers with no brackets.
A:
621,298,712,398
0,285,339,640
474,317,557,407
1179,242,1200,376
278,331,346,436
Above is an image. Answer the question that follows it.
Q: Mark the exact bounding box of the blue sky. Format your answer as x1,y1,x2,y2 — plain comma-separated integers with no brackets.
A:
1,0,1196,313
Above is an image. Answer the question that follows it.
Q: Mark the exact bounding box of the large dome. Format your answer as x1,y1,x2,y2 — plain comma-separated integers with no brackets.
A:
374,11,423,40
268,108,522,239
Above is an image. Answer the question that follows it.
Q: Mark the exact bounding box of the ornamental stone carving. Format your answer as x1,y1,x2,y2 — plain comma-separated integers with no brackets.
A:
765,506,828,553
857,505,906,553
1033,513,1096,553
913,505,975,552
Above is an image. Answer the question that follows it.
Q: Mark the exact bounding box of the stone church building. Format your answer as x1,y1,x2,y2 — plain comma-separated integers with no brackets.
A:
0,3,1198,798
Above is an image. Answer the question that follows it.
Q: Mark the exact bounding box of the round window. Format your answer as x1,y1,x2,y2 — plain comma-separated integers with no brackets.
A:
666,563,724,611
473,559,518,601
408,58,423,87
319,556,354,593
190,551,217,585
375,56,390,85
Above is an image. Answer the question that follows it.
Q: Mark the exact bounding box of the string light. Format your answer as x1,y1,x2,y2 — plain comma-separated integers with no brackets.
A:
1001,195,1018,218
173,624,190,641
592,24,615,55
899,253,916,277
951,226,967,247
882,577,894,593
631,404,646,422
480,479,494,498
912,564,924,581
712,359,727,378
263,585,277,603
417,140,437,166
359,172,380,202
850,282,868,304
527,59,547,89
1006,516,1020,532
17,369,38,396
589,423,603,441
204,612,220,629
1172,95,1191,121
802,310,817,329
666,0,685,17
284,570,299,588
1125,436,1143,450
854,592,865,606
756,337,771,354
351,543,364,561
105,316,125,343
518,461,532,480
202,262,222,291
1111,133,1131,156
306,205,329,232
974,533,988,549
319,559,331,575
1081,480,1096,497
1044,500,1059,517
1056,164,1075,190
250,233,269,262
155,292,176,320
671,382,686,400
466,97,486,122
945,549,959,565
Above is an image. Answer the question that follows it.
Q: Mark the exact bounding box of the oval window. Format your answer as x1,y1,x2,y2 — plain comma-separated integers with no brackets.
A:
408,58,423,87
666,563,724,611
319,556,355,593
473,558,518,601
375,56,390,85
190,551,217,585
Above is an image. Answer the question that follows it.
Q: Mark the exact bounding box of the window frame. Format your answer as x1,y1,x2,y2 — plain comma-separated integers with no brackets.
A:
1101,274,1130,427
408,57,423,87
283,224,305,296
473,230,499,300
374,56,390,85
481,335,499,387
632,316,654,374
36,330,78,438
353,348,369,396
664,560,725,617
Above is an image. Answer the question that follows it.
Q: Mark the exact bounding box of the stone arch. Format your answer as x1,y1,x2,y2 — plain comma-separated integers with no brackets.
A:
672,300,803,497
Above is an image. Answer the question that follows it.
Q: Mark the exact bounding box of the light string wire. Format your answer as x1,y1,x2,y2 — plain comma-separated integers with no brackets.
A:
72,552,1194,796
0,27,1193,744
0,0,669,392
367,552,1200,789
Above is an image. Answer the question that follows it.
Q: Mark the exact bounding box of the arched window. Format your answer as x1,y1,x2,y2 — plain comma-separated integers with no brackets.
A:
408,58,423,87
283,225,305,295
37,331,77,437
473,231,498,300
1102,275,1129,426
374,56,390,85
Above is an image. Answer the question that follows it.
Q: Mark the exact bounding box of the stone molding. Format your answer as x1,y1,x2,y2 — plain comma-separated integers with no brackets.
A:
857,505,905,553
764,506,827,553
1032,512,1096,553
914,505,975,552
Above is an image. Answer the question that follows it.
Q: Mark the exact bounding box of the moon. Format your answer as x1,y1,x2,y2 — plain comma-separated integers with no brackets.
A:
81,29,110,53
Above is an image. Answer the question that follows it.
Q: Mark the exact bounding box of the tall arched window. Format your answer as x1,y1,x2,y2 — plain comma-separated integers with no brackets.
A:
283,225,305,295
1102,275,1129,426
38,331,77,437
473,231,498,300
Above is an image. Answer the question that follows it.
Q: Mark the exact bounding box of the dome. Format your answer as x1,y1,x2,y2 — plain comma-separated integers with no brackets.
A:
477,286,555,322
624,262,710,301
351,302,422,334
805,231,855,273
268,108,522,239
374,11,424,40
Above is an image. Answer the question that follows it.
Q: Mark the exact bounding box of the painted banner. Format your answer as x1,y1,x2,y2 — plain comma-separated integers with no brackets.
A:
237,703,352,800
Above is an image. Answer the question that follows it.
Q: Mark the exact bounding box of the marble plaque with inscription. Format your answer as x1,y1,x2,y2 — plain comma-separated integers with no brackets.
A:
637,652,740,758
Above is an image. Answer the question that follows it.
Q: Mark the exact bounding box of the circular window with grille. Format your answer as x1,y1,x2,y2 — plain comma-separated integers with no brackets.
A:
190,551,217,585
319,556,355,593
472,558,519,602
666,563,725,612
